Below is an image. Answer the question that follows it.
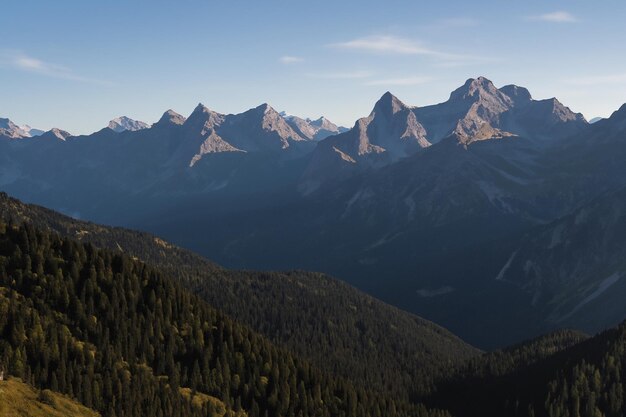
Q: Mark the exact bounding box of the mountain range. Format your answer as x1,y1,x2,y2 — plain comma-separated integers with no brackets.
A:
0,118,44,138
2,76,626,349
302,77,585,190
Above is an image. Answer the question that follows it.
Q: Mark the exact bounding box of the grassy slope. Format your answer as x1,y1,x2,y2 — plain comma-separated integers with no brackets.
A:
0,377,100,417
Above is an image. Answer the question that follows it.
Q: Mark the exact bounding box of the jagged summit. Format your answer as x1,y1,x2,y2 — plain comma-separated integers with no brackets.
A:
237,103,294,130
449,77,503,101
21,125,44,137
301,91,431,188
500,84,533,106
0,118,24,138
224,102,306,149
155,109,186,126
282,113,347,140
108,116,148,133
544,98,586,122
310,116,343,132
0,118,18,130
38,128,71,141
189,103,217,116
372,91,409,117
232,103,287,127
303,76,590,185
255,103,274,114
185,103,224,132
448,77,512,113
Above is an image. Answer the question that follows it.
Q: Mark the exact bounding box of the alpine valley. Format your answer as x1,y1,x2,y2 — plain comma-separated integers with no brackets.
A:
1,76,625,347
3,77,624,348
3,75,626,416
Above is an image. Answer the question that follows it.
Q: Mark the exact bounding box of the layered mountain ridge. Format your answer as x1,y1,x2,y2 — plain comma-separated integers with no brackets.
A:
281,112,349,140
1,75,624,348
0,117,44,138
1,103,344,157
302,77,587,189
0,101,344,213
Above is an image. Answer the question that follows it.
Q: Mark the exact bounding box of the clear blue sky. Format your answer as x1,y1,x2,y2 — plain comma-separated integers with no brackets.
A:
2,0,626,134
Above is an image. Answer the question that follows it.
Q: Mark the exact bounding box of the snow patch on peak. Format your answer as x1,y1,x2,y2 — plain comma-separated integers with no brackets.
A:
20,125,45,137
0,118,36,139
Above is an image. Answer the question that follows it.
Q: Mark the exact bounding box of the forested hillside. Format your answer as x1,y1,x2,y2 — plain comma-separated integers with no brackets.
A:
0,192,478,400
428,327,626,417
0,221,448,417
2,195,626,417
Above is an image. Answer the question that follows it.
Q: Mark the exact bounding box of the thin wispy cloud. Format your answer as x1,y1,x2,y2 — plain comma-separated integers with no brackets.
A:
1,51,112,85
330,35,439,56
564,73,626,86
529,11,578,23
328,35,488,66
364,76,434,86
305,70,375,80
279,55,304,64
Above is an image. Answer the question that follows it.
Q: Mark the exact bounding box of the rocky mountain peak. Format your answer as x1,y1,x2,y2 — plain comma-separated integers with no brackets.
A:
253,103,284,120
189,103,216,118
499,84,533,106
541,98,587,123
20,125,44,137
0,117,30,139
372,92,409,118
0,118,18,131
38,128,71,141
256,103,272,113
449,77,502,101
156,110,186,127
245,103,296,132
441,77,513,142
282,113,347,141
108,116,149,133
310,116,339,131
184,104,225,137
204,102,310,154
310,116,328,125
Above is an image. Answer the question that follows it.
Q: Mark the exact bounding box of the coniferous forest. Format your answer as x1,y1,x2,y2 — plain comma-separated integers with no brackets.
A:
0,192,479,402
1,195,626,417
0,221,448,417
